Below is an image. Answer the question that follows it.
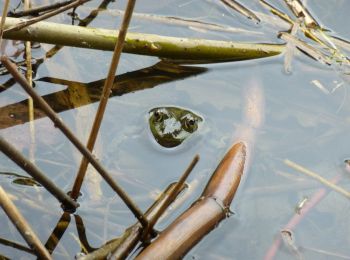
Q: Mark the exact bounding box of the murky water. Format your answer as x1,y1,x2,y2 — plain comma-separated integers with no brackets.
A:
1,0,350,259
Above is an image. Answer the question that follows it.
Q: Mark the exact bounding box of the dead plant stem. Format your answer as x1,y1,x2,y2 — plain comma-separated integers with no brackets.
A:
0,185,52,259
70,0,137,200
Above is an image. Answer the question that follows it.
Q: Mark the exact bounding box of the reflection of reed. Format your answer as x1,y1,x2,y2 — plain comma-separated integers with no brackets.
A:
0,62,207,129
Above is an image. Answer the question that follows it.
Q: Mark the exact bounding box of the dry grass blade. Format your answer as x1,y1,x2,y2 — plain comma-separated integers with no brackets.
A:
283,0,319,28
280,32,331,65
0,56,146,225
220,0,260,23
0,185,52,259
260,0,293,24
70,0,136,201
109,9,262,34
284,159,350,199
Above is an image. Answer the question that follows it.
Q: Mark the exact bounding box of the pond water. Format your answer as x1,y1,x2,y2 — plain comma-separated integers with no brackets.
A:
0,0,350,259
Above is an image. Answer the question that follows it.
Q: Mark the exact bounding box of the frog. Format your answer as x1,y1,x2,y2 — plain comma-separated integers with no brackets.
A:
148,106,203,148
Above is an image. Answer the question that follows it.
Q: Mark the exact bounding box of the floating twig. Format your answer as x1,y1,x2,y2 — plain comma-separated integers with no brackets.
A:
0,56,148,227
284,18,301,73
0,137,78,209
4,0,91,33
0,185,52,259
284,159,350,199
220,0,260,23
70,0,136,200
9,0,76,17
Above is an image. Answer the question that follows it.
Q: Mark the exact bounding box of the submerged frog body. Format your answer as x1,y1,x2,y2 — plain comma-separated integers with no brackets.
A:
148,106,203,148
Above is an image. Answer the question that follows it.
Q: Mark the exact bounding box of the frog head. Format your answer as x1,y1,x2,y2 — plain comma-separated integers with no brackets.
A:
148,106,203,148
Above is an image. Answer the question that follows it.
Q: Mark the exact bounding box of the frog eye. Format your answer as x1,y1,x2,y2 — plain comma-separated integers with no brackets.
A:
182,116,198,133
153,110,167,122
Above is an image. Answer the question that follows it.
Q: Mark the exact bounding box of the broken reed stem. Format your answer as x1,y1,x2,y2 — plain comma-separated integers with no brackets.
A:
0,185,52,259
9,0,76,17
70,0,136,199
0,56,147,226
0,137,78,209
0,0,10,49
147,155,200,231
284,159,350,199
4,0,91,33
220,0,260,23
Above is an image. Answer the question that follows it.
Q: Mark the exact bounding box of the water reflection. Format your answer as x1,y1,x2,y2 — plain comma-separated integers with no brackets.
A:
0,62,207,129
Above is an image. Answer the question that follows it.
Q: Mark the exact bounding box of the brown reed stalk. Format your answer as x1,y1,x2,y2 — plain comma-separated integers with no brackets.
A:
0,185,52,259
70,0,136,199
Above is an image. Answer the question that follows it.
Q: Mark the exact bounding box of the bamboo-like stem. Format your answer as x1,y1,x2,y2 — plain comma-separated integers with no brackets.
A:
284,159,350,199
136,142,246,259
0,185,52,259
1,17,284,61
0,56,147,226
9,0,76,17
0,137,78,209
70,0,136,200
145,155,199,235
4,0,91,33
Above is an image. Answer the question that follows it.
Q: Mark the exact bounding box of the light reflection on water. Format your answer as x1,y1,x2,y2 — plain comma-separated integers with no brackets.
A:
1,0,350,259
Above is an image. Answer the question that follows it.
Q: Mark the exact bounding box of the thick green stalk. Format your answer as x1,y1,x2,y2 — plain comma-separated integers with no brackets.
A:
2,17,284,61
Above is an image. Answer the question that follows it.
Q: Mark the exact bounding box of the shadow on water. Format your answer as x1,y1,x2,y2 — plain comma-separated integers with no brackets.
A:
0,61,207,129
